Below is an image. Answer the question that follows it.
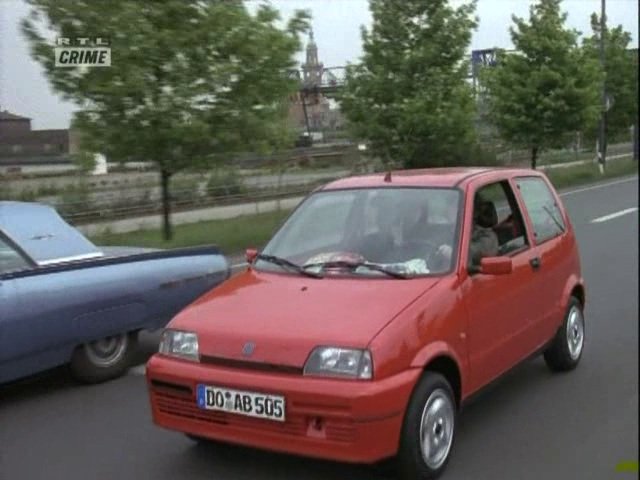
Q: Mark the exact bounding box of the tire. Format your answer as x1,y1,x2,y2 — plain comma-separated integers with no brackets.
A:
185,434,224,445
185,434,232,453
397,373,457,480
70,332,137,383
185,434,210,444
544,297,585,372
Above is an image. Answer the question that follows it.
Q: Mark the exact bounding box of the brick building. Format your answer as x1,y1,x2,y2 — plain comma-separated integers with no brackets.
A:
0,110,77,163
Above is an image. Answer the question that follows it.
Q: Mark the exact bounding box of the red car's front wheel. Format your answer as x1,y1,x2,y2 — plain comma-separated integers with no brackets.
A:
397,372,457,480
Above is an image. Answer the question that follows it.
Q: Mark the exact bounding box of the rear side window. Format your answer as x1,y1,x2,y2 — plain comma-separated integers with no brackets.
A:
515,177,566,243
0,235,31,274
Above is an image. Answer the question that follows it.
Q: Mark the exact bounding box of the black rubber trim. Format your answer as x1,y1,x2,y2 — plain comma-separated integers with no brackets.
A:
150,379,193,395
459,339,554,409
199,355,303,375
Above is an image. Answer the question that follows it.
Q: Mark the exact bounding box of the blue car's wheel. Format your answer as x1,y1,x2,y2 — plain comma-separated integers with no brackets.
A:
70,332,137,383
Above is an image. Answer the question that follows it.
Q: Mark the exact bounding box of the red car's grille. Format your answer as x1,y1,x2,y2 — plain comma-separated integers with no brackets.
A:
151,389,356,443
198,355,303,375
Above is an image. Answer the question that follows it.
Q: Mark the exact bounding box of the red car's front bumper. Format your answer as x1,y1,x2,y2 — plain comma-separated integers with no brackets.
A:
146,354,421,463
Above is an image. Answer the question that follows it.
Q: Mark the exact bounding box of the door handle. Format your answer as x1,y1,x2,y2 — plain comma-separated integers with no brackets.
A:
530,257,541,270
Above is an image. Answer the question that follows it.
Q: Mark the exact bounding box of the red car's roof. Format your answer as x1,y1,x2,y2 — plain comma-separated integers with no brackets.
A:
320,167,539,190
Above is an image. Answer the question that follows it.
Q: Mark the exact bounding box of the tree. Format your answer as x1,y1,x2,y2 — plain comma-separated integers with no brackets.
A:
482,0,601,169
583,14,638,144
340,0,478,169
22,0,309,239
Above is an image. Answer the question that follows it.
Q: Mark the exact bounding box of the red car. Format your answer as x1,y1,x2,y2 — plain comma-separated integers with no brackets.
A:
146,168,585,479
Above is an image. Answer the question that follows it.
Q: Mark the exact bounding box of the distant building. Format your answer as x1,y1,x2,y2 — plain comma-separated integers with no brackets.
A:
0,111,31,138
0,110,77,166
301,30,323,88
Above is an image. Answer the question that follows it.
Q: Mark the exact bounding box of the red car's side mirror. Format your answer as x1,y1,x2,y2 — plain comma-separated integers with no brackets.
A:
245,248,258,264
479,256,513,275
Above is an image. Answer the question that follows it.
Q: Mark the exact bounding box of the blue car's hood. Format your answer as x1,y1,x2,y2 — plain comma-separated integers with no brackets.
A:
0,201,103,265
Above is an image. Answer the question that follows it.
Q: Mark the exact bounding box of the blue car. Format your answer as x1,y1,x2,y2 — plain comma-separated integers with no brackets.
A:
0,201,229,384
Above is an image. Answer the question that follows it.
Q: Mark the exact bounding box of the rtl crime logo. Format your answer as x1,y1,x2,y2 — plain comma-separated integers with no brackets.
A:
54,37,111,67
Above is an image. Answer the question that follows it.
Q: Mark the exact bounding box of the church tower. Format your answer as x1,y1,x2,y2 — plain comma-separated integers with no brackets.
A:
302,30,323,87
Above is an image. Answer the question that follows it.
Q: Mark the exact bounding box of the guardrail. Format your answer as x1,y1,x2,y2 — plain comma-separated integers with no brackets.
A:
497,142,633,166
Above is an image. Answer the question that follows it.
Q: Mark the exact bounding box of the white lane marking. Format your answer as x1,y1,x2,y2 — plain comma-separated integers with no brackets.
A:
590,207,638,224
227,176,638,269
129,364,146,376
559,176,638,197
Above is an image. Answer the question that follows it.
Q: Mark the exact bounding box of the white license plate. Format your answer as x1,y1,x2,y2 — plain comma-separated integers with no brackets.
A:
196,384,286,422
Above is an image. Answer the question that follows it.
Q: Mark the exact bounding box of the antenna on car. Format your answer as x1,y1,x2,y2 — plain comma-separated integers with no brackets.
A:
383,171,392,182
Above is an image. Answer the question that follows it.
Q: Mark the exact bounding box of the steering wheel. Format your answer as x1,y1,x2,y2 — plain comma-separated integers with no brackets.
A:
401,240,442,267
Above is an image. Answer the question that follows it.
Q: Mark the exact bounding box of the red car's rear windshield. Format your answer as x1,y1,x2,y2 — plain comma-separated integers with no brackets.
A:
258,187,462,277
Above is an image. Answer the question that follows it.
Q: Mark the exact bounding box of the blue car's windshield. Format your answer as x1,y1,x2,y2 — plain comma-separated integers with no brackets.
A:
258,187,461,277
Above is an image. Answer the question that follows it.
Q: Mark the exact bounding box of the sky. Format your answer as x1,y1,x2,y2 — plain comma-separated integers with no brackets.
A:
0,0,637,129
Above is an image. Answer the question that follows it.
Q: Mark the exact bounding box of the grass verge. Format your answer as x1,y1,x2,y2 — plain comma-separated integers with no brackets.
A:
544,157,637,189
92,209,292,254
90,158,638,254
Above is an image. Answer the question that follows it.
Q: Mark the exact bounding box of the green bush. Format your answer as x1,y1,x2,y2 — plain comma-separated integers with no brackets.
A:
206,170,247,198
427,143,501,168
57,183,92,215
0,181,10,200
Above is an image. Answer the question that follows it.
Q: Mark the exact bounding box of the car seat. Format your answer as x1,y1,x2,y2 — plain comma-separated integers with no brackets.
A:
474,199,498,229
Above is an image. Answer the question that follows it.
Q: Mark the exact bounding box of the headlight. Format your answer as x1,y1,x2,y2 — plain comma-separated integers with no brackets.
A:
159,329,199,361
303,347,373,379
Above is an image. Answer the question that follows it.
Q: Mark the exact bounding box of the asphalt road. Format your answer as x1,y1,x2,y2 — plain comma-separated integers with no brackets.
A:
1,176,638,480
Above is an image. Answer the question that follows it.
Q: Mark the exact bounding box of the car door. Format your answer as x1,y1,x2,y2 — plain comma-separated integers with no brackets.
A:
460,178,541,394
513,175,571,346
0,234,35,382
0,232,108,380
0,276,18,363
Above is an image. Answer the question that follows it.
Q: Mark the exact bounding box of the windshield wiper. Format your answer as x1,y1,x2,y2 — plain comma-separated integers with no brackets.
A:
302,260,410,279
256,254,323,278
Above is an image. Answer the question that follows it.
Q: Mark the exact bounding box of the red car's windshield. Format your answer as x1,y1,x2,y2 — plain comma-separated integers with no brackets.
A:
258,187,461,277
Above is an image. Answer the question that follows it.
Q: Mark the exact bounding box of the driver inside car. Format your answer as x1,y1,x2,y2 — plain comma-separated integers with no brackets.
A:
468,196,500,266
425,195,500,271
398,201,456,273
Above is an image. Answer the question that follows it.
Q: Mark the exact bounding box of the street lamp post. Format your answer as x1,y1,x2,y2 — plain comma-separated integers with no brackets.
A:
597,0,607,174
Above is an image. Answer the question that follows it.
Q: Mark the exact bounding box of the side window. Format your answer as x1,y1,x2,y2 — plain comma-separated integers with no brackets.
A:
515,177,566,243
0,236,31,274
469,181,529,266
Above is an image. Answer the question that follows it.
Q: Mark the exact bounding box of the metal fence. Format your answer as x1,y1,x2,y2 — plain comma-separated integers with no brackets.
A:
3,141,633,226
56,174,347,224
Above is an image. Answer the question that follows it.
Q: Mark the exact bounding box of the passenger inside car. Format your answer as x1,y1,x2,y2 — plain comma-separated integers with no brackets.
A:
358,194,398,263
